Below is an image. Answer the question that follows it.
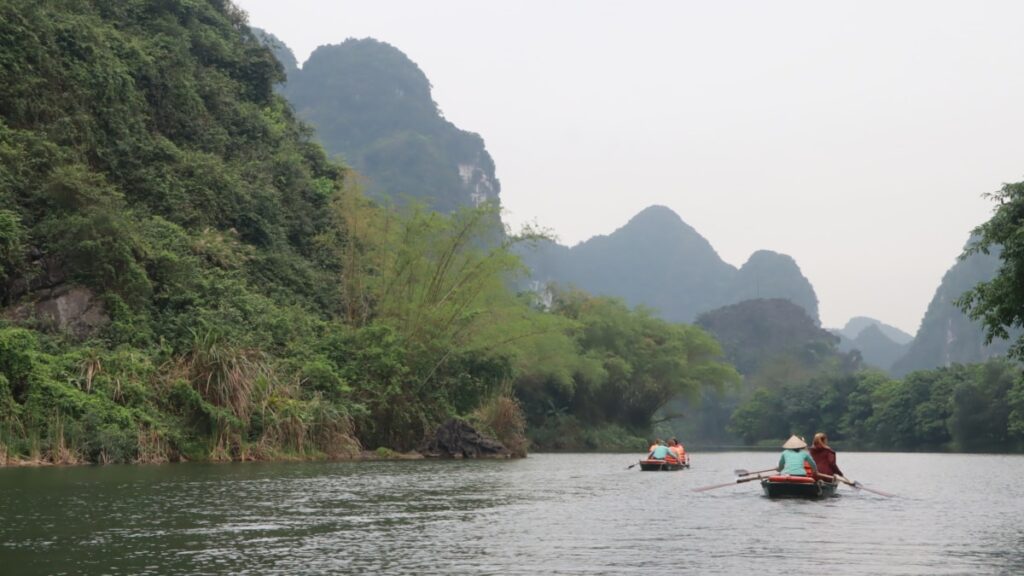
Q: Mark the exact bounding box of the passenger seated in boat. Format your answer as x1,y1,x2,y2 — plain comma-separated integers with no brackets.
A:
648,438,662,453
810,432,843,478
776,435,818,477
648,442,674,461
668,438,686,463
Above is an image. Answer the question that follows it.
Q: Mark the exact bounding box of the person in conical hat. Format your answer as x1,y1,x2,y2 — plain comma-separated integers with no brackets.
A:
782,435,806,449
777,435,817,477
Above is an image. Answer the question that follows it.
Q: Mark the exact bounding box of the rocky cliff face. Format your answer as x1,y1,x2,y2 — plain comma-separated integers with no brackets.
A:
520,205,819,324
891,244,1014,376
256,34,500,213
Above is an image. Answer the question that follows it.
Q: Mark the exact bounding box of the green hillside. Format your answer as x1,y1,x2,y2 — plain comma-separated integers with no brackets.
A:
0,0,739,462
261,35,501,214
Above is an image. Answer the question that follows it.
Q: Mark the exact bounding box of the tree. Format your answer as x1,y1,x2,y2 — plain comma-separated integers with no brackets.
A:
957,180,1024,358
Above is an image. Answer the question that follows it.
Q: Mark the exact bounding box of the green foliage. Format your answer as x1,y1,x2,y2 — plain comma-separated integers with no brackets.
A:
958,180,1024,359
728,359,1023,452
0,0,364,464
517,288,739,449
0,209,26,291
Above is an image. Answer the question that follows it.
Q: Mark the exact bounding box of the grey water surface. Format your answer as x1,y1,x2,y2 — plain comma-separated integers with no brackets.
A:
1,452,1022,575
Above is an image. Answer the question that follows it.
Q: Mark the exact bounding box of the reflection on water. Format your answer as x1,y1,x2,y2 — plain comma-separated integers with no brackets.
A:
1,453,1023,575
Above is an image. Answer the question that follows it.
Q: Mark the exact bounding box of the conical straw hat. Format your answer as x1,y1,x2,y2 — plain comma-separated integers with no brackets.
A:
782,435,807,449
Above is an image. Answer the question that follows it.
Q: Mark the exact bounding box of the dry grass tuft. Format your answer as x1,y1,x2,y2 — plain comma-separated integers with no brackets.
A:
470,391,528,458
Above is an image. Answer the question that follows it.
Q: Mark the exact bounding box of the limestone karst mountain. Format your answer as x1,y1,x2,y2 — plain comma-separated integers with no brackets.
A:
891,243,1015,376
520,205,820,324
256,32,500,213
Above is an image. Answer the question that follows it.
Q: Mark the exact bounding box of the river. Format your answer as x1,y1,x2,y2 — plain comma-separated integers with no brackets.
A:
1,452,1022,575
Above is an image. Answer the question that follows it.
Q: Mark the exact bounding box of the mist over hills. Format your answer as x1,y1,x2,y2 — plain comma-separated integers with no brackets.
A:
830,317,912,373
838,316,913,345
520,205,820,323
835,324,909,373
696,298,843,376
255,32,500,213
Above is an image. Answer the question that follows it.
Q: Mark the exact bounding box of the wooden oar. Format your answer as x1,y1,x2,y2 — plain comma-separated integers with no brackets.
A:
692,473,771,492
734,467,777,477
835,474,895,497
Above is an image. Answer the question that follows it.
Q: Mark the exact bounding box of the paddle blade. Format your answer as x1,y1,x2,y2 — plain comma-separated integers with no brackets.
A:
838,475,895,497
856,482,895,497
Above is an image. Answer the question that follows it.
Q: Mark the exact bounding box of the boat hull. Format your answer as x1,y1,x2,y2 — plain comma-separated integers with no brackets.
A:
760,476,838,498
638,459,689,471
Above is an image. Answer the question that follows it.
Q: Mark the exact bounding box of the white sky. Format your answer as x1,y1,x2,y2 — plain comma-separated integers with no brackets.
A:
235,0,1024,335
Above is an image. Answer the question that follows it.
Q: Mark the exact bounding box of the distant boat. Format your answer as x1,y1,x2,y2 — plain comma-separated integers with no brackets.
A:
760,475,838,498
637,457,690,471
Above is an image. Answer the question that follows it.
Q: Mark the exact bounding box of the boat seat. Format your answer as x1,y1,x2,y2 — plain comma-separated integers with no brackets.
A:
767,475,815,483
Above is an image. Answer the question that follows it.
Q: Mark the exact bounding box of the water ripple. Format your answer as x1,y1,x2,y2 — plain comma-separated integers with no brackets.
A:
1,453,1023,574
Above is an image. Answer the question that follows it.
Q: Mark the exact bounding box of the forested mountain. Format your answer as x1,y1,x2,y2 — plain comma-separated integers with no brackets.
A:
891,244,1014,376
0,1,741,463
658,298,856,447
0,0,360,463
520,205,820,323
256,33,500,214
695,299,848,376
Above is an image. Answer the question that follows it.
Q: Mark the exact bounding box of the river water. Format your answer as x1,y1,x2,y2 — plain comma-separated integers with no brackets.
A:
0,452,1022,575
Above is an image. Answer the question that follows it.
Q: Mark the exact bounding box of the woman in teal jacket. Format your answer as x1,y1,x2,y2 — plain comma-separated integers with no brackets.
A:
777,435,818,477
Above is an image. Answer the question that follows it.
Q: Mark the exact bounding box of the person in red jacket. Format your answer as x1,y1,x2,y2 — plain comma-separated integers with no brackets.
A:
810,432,843,478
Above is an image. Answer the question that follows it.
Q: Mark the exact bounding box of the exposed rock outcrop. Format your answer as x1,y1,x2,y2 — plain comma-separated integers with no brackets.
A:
420,419,510,459
4,285,108,339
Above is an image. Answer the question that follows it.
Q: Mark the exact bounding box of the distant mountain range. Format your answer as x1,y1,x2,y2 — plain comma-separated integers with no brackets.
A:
837,316,913,344
520,205,820,324
255,31,500,213
830,317,912,372
253,29,1014,377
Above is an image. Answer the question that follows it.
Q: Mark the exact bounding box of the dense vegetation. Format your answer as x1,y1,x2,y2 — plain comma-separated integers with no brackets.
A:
729,359,1024,452
3,0,1023,466
0,0,738,464
660,299,860,447
515,289,738,450
653,299,1024,453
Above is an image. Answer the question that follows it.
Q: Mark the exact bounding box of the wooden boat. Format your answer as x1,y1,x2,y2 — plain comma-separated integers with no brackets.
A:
760,475,838,498
638,457,690,471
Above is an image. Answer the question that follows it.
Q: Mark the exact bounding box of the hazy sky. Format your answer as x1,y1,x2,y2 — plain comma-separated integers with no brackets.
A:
236,0,1024,334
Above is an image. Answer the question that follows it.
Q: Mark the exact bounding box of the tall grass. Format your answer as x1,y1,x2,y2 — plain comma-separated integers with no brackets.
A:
470,390,528,457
